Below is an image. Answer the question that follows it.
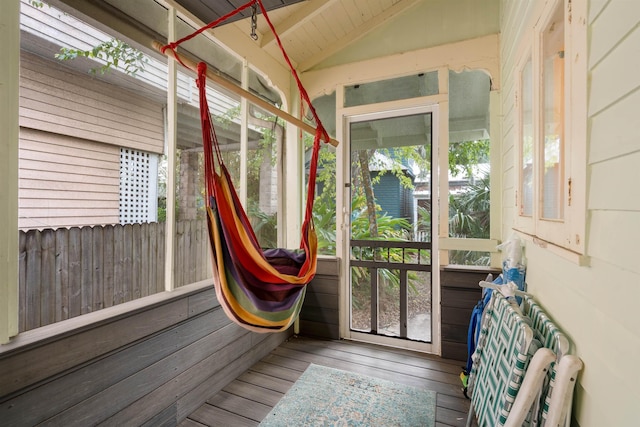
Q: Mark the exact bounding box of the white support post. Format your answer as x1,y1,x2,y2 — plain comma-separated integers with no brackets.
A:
164,6,178,292
489,90,503,268
286,81,302,335
240,60,249,206
0,0,20,344
437,68,450,267
335,86,348,338
284,81,303,250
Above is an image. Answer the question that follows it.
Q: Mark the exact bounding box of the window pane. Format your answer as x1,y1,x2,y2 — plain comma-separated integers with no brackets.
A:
448,70,491,266
248,68,282,107
344,72,439,108
17,1,169,329
310,92,337,256
247,104,280,249
520,56,534,216
448,250,491,267
541,2,565,220
174,95,212,288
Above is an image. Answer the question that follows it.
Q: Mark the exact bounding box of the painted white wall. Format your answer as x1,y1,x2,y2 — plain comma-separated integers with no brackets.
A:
500,0,640,425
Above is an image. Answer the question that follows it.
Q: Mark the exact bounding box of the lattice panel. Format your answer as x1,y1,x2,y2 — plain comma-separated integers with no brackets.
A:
119,148,151,224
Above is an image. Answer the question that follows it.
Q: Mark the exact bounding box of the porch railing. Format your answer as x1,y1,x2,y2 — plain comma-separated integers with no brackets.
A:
18,220,211,332
350,239,432,339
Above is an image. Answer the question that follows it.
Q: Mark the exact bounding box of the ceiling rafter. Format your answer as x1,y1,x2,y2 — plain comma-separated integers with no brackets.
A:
298,0,421,72
259,0,336,48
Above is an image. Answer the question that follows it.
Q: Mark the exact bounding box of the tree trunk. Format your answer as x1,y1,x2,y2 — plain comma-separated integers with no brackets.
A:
357,149,378,238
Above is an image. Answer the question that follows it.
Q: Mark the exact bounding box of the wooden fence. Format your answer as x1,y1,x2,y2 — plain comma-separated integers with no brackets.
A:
18,220,211,332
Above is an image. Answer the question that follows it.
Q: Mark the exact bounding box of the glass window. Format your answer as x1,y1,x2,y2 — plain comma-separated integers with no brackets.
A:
514,0,587,258
17,1,171,330
246,105,280,249
541,1,565,220
520,56,534,217
344,72,439,108
310,92,337,256
447,70,492,266
249,68,282,107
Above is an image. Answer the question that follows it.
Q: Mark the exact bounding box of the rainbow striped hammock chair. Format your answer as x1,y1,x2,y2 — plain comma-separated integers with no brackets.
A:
162,0,331,333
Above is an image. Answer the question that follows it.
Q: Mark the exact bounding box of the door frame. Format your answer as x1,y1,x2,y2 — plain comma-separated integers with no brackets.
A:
336,98,441,355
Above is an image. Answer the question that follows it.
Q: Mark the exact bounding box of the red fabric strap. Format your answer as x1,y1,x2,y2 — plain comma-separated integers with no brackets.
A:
161,0,255,63
165,0,327,242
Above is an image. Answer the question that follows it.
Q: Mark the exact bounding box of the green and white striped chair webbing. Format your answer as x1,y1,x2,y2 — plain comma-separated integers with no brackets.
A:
469,292,534,426
521,296,572,427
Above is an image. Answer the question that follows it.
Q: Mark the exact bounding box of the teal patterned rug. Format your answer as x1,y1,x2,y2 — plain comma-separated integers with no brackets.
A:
260,364,436,426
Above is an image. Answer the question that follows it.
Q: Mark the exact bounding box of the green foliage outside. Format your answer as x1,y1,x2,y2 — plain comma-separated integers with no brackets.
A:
30,0,148,77
448,139,490,178
448,174,491,265
349,193,420,312
28,0,46,8
448,139,491,265
307,140,431,317
56,39,148,76
211,107,280,248
311,133,487,274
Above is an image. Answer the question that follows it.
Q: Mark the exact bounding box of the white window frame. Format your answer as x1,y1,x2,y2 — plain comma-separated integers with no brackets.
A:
514,0,587,263
439,70,502,268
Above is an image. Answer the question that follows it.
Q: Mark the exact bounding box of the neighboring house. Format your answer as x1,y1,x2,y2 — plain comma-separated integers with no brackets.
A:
374,171,414,220
18,2,169,230
17,1,268,229
18,50,164,229
19,2,174,230
367,152,416,221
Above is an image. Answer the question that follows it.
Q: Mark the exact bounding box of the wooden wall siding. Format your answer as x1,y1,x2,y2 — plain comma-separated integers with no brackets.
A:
18,220,211,332
19,51,164,155
18,127,120,229
0,282,291,426
440,266,499,361
499,1,640,424
20,1,214,111
298,257,340,340
20,1,170,100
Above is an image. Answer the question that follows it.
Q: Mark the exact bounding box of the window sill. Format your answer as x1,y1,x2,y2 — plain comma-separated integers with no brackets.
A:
513,229,590,266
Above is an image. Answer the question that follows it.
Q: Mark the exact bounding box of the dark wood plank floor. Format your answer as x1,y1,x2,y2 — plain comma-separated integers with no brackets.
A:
181,336,470,427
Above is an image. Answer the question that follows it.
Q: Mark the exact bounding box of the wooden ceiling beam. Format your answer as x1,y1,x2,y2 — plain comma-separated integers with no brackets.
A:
259,0,336,48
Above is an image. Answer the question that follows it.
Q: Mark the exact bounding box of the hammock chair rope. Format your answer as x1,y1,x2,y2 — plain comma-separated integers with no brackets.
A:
158,0,333,332
152,41,339,148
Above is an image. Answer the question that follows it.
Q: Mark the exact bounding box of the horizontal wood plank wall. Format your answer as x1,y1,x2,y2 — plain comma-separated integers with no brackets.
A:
440,266,500,361
19,127,120,229
19,51,164,155
0,282,290,426
299,257,340,340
